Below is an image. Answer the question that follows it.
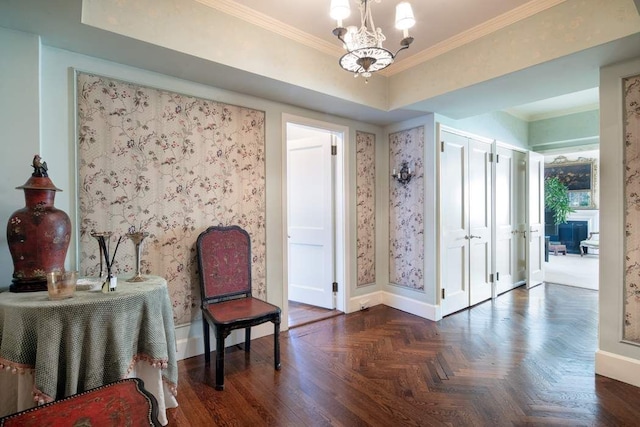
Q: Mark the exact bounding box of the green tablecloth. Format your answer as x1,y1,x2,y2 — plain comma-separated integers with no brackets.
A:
0,275,177,402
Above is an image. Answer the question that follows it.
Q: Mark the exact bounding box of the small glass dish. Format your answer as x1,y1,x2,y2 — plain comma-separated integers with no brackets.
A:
46,271,77,300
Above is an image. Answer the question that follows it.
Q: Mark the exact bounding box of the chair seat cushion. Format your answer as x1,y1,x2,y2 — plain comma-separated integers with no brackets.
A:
205,297,280,324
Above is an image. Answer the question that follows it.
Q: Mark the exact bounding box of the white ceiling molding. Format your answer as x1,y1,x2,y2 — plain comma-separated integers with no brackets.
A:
197,0,567,78
388,0,568,75
195,0,342,57
527,102,600,121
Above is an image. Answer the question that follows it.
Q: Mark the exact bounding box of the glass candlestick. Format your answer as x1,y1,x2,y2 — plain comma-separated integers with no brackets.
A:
90,231,112,280
126,231,149,282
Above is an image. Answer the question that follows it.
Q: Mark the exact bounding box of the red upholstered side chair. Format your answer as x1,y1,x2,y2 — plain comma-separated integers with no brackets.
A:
196,225,281,390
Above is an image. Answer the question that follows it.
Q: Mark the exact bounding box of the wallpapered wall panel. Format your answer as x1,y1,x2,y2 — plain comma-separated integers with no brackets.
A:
356,131,375,287
624,73,640,343
389,127,424,290
76,72,266,325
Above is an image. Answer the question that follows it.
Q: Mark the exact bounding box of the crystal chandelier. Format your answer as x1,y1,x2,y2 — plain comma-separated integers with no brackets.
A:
330,0,416,81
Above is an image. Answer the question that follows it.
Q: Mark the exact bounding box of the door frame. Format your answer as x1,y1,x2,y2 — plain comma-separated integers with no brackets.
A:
282,114,349,328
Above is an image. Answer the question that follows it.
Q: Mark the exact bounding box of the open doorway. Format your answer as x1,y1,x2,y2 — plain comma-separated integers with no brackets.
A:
283,116,347,328
543,150,599,291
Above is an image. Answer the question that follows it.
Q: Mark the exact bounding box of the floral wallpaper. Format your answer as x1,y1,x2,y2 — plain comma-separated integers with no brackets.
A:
76,73,266,326
389,127,424,290
356,131,375,287
624,74,640,343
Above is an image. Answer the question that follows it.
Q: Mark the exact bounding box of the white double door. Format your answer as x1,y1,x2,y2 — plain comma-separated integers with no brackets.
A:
440,130,493,315
440,128,545,316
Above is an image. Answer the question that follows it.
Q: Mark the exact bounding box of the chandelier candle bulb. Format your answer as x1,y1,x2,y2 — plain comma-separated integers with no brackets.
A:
330,0,417,80
330,0,351,23
395,2,416,30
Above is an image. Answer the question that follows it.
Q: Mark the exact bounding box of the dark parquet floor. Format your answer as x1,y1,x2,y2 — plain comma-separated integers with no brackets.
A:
168,284,640,426
288,300,343,328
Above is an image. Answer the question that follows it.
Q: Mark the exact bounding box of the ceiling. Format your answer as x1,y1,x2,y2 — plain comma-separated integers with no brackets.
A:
225,0,534,73
0,0,638,124
204,0,606,120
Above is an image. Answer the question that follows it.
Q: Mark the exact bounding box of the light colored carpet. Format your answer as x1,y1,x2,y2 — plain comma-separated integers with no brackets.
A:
544,252,599,290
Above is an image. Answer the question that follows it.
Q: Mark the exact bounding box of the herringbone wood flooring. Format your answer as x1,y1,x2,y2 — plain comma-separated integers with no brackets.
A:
168,284,640,426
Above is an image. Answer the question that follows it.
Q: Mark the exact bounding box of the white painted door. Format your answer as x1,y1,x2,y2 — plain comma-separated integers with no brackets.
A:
495,146,516,295
287,130,335,309
440,131,470,315
440,130,493,315
514,150,527,286
526,151,545,289
468,138,492,306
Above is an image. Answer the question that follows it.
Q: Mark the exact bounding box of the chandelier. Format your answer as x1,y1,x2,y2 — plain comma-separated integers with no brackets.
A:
330,0,416,81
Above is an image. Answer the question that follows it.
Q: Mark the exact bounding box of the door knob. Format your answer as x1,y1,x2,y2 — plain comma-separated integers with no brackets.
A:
469,235,481,239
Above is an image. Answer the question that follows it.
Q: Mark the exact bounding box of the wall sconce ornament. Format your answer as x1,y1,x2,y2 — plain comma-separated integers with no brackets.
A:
6,155,71,292
391,161,413,185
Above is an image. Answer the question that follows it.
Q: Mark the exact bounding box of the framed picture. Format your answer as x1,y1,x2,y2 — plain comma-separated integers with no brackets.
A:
544,156,597,209
568,190,592,208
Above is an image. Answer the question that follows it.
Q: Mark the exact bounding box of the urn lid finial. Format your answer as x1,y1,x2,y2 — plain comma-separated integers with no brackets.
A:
32,154,48,177
16,154,62,191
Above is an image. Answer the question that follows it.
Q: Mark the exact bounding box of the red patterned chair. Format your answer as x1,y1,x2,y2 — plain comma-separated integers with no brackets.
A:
196,225,281,390
0,378,160,426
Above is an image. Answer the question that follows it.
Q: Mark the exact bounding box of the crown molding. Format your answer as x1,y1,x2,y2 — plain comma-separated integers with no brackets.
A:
195,0,342,57
196,0,567,78
388,0,568,75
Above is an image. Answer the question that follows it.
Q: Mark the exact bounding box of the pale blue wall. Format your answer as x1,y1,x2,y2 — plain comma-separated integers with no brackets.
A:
435,111,529,148
529,109,599,151
0,27,386,309
0,27,41,288
598,57,640,382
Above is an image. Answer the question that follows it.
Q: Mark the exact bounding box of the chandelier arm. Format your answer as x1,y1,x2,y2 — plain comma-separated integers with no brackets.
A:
392,44,409,58
393,36,414,57
333,27,348,46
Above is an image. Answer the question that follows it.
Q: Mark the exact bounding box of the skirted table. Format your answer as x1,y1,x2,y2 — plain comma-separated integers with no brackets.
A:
0,275,178,425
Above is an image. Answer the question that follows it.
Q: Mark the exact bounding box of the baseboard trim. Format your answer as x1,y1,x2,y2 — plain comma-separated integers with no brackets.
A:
175,321,273,361
595,349,640,387
348,291,384,313
177,293,440,360
382,292,440,321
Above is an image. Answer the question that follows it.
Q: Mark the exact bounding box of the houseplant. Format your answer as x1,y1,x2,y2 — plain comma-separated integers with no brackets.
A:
545,176,575,225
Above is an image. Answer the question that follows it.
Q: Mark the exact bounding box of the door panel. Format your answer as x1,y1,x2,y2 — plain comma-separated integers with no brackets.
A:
495,146,515,295
468,139,492,305
526,151,545,289
514,150,527,285
287,132,334,309
440,131,470,315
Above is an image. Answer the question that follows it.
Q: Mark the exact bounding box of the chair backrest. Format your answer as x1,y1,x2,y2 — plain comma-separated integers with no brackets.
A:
197,225,252,304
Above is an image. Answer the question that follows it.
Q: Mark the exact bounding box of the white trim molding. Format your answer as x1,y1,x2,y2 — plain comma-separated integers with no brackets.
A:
595,350,640,388
382,292,441,321
175,321,275,361
349,291,441,320
195,0,567,77
348,291,385,313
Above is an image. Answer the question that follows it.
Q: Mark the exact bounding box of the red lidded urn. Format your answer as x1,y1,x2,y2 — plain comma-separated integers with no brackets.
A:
6,155,71,292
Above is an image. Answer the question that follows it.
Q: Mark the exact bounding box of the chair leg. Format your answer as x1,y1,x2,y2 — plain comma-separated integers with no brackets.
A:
215,329,226,391
203,319,210,365
244,328,251,352
274,318,281,371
